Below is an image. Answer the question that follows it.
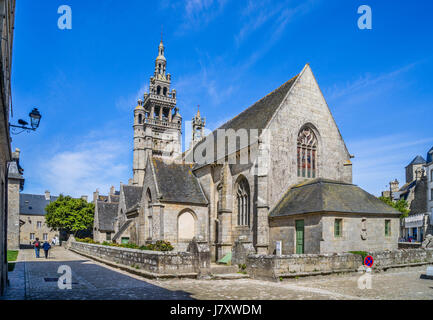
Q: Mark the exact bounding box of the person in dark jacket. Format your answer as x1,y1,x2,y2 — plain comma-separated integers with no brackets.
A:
33,238,41,258
42,241,51,259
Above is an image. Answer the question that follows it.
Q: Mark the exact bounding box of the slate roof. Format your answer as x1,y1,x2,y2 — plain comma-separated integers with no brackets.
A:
427,147,433,163
219,75,298,132
190,75,298,167
270,179,401,217
19,194,59,216
96,201,118,232
152,158,208,205
407,155,426,166
122,185,143,211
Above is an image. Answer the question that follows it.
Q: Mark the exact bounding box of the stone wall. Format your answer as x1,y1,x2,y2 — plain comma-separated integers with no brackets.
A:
370,248,433,269
320,214,399,253
398,242,422,249
269,213,399,254
247,252,362,280
69,239,211,278
267,65,352,210
7,179,20,250
19,214,58,245
247,248,433,280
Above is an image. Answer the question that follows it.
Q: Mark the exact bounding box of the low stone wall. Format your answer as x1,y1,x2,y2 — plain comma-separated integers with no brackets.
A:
247,253,362,280
70,241,196,276
398,242,422,249
370,248,433,269
247,248,433,280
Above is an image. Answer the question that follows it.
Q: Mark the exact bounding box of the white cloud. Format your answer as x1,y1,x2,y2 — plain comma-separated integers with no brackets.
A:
115,81,148,111
348,133,433,196
34,133,131,199
326,62,418,102
160,0,229,33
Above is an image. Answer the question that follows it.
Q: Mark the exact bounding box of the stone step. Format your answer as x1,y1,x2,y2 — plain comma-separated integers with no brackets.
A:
211,273,250,280
210,264,238,274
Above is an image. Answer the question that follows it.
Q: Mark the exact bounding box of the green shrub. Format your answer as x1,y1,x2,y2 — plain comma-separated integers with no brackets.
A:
76,237,99,244
7,250,18,262
92,239,174,252
349,251,369,260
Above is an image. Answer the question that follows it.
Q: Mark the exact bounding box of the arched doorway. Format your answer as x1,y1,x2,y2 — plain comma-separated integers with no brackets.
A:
177,210,196,241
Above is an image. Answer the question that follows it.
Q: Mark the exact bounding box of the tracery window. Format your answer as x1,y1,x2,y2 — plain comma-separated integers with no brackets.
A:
236,178,250,226
297,127,318,178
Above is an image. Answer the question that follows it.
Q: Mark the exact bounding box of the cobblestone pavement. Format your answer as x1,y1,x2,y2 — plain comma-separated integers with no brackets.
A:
2,247,433,300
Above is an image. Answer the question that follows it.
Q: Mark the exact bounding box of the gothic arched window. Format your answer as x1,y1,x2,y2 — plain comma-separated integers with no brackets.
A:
297,126,318,178
236,177,250,226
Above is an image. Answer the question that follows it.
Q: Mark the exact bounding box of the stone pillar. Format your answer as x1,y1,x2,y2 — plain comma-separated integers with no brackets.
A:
150,105,155,119
151,203,164,241
7,179,21,250
232,236,256,266
168,107,172,122
255,133,270,254
217,163,232,259
187,236,211,278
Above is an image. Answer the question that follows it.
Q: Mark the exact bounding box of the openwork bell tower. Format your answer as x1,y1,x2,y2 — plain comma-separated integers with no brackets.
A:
191,106,206,148
133,38,182,186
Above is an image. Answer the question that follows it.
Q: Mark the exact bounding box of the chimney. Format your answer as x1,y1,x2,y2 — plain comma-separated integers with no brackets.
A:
44,190,50,200
415,168,425,181
128,178,133,185
110,185,115,195
81,195,88,202
12,148,20,161
93,189,99,204
390,179,399,193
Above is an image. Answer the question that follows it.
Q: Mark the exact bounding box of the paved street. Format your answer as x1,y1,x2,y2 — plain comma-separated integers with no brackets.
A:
2,247,433,300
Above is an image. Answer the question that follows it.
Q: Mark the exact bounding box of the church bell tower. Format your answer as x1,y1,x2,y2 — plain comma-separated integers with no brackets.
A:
132,38,182,186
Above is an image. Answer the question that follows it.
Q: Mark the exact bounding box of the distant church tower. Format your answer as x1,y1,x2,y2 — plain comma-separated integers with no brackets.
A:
132,38,182,186
190,106,206,148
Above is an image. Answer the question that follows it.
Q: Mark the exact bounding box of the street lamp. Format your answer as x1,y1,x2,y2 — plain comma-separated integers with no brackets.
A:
10,108,42,134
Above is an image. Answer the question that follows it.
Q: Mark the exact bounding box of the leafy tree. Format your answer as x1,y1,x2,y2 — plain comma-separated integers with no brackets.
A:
45,195,94,237
378,196,410,218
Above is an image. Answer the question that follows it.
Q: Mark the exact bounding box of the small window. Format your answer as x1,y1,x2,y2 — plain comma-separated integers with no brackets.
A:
30,233,35,240
37,221,42,229
334,219,342,238
385,220,391,237
106,233,112,241
43,233,48,241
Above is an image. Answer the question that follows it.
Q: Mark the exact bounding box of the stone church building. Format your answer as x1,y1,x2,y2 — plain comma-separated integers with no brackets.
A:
94,39,400,259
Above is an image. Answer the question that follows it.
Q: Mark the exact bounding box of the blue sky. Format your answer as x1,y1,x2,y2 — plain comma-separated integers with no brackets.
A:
10,0,433,198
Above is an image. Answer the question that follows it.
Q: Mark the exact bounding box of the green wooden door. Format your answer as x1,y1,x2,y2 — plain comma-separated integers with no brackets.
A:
296,220,304,254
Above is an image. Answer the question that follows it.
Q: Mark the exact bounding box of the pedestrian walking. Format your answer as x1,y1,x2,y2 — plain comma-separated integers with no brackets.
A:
33,238,41,258
42,241,51,259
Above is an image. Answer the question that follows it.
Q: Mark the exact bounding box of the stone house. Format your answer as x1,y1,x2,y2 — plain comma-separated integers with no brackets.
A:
269,179,400,254
102,39,400,261
18,192,59,245
93,187,120,242
383,152,433,241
